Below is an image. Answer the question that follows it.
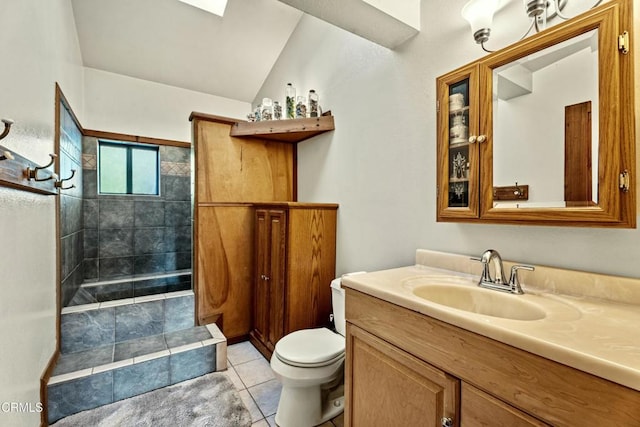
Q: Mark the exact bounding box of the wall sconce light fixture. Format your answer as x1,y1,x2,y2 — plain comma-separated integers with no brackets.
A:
462,0,602,52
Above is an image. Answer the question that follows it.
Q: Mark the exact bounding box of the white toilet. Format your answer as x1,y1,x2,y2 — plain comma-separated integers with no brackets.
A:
270,276,347,427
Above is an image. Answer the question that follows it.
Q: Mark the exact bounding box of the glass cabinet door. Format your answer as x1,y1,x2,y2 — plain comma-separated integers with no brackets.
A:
436,65,480,220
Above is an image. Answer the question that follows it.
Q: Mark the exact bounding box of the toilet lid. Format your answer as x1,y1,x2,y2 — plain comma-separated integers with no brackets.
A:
275,328,345,368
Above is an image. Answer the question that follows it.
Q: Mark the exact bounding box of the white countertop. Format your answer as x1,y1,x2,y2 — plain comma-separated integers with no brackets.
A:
342,263,640,392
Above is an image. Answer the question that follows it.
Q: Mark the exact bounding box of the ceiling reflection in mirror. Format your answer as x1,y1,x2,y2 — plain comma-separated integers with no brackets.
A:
492,29,599,209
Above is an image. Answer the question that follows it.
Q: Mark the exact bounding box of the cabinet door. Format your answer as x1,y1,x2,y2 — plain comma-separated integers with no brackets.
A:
461,382,549,427
266,209,286,349
346,324,459,427
253,209,287,352
436,64,480,220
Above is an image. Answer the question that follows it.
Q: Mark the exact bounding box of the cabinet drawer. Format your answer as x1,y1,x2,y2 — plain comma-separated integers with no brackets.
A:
461,382,549,427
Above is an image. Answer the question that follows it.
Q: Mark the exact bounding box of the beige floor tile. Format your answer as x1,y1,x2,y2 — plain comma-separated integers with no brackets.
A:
228,341,264,366
266,414,277,426
223,364,245,391
239,389,264,423
248,379,282,418
251,420,269,427
234,357,275,388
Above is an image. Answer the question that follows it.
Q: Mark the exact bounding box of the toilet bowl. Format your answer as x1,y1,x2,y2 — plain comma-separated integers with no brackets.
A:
270,276,350,427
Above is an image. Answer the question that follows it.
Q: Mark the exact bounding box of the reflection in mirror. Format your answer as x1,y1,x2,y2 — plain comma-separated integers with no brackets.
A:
492,29,598,208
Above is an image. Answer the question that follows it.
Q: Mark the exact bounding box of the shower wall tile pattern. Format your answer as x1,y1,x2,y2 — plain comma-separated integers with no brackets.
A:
82,138,192,281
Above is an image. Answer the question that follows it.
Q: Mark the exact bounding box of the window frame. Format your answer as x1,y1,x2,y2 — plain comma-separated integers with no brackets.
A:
98,140,160,196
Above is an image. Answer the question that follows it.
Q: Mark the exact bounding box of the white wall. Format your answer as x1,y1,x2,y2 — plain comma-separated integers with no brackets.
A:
0,0,84,425
83,68,250,142
255,0,640,278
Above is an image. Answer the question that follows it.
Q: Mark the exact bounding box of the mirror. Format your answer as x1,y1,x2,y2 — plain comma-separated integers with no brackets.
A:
492,29,599,209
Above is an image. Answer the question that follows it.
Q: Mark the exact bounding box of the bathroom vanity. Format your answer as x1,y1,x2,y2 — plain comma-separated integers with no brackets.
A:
342,250,640,426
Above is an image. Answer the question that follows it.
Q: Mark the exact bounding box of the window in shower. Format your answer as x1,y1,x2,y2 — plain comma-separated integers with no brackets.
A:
98,140,160,195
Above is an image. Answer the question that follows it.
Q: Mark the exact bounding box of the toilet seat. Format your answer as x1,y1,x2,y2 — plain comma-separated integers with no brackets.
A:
275,328,345,368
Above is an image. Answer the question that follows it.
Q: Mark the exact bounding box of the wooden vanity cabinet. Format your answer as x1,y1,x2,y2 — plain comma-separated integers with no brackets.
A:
344,289,640,427
250,203,338,358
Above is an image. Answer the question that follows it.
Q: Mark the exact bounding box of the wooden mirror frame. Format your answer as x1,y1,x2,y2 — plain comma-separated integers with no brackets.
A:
437,0,635,228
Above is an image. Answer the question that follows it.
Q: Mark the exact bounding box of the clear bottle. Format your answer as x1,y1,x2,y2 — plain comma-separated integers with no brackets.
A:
285,83,296,119
308,90,319,118
273,101,282,120
254,104,262,122
261,98,273,121
296,96,307,119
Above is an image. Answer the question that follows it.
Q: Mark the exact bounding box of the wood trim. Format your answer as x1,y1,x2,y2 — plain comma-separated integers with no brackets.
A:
83,129,190,148
39,349,59,427
346,289,640,426
189,112,240,125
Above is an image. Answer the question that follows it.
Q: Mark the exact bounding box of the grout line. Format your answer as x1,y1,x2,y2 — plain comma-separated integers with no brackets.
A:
80,270,192,288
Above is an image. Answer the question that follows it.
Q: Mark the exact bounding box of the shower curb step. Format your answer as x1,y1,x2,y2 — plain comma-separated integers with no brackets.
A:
47,324,227,424
60,290,195,354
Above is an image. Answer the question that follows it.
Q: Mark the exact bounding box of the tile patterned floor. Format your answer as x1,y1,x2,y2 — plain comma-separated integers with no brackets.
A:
225,341,344,427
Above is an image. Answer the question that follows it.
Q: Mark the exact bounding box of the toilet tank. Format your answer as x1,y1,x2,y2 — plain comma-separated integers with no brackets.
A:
330,277,346,336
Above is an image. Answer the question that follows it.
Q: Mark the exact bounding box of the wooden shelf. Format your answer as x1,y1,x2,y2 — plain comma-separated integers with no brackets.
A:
230,115,335,144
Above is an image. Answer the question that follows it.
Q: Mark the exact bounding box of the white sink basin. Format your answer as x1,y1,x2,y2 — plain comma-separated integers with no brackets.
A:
412,283,547,321
400,275,582,322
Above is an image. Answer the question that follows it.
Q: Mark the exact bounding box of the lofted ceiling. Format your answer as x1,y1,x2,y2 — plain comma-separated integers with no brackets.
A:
70,0,303,103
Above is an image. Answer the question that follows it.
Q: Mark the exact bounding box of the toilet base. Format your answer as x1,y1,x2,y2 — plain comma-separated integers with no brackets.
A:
275,382,344,427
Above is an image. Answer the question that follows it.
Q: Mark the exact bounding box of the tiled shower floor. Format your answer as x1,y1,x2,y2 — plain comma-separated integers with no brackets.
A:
225,341,344,427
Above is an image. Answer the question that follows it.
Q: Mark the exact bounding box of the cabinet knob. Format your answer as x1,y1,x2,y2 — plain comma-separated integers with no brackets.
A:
477,134,487,143
441,417,453,427
468,135,477,144
261,275,270,281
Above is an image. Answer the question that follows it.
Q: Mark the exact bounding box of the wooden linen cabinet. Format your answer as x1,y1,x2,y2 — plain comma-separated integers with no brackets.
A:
252,208,287,353
250,203,338,359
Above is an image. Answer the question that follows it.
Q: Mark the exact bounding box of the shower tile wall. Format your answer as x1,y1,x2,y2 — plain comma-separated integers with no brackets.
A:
82,137,192,281
60,104,85,307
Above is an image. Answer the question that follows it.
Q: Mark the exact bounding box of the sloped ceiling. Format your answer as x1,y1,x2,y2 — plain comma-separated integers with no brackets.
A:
70,0,303,102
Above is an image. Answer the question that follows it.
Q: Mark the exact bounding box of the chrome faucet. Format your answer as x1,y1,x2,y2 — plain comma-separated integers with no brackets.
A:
471,249,534,294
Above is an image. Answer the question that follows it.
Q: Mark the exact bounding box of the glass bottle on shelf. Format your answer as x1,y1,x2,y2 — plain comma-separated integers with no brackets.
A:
296,96,307,118
261,98,273,121
273,101,282,120
285,83,296,119
308,90,319,117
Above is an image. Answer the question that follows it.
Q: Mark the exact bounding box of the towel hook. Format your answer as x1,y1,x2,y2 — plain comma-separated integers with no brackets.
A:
0,150,14,161
55,169,76,190
0,118,14,141
26,154,57,182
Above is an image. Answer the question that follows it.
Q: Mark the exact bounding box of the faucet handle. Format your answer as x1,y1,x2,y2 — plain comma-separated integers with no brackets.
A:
470,256,492,284
509,264,535,294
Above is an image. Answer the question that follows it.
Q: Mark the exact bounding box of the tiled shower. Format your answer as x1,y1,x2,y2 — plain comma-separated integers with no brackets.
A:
51,101,225,424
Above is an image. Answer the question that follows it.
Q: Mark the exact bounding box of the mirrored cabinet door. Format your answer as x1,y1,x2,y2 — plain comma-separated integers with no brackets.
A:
437,65,480,220
436,0,635,228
